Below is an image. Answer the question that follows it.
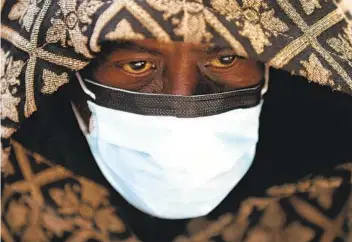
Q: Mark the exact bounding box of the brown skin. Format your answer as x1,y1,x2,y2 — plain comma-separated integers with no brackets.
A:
74,40,264,128
93,40,264,95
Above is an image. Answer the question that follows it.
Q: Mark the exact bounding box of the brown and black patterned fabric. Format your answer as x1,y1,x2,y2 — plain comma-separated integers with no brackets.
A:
2,114,352,242
1,63,352,242
1,0,352,139
1,1,352,241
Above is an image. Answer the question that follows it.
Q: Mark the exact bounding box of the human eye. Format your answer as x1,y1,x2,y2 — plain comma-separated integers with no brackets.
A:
206,55,238,68
118,60,156,75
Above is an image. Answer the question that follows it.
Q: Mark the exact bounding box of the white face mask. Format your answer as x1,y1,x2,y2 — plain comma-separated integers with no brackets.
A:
73,75,264,219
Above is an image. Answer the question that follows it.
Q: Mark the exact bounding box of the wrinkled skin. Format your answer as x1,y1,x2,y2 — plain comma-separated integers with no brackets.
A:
74,40,264,127
87,40,264,95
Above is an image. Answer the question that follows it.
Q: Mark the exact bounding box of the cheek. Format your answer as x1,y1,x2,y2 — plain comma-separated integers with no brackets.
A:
220,61,263,88
139,77,164,93
94,64,121,86
236,61,263,85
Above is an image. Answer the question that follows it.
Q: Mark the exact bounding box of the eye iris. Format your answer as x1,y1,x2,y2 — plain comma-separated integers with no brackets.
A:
219,55,234,64
129,61,146,70
120,61,154,74
207,55,237,68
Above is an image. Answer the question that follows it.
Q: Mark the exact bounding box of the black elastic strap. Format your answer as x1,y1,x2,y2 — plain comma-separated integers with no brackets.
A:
84,79,262,118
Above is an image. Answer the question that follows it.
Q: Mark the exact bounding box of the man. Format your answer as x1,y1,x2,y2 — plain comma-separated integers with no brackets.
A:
1,0,352,241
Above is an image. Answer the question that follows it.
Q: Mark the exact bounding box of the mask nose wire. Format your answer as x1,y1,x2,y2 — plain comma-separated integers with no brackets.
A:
76,72,96,100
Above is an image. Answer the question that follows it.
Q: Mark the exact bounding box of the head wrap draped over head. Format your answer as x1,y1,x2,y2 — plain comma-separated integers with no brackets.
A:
1,0,352,141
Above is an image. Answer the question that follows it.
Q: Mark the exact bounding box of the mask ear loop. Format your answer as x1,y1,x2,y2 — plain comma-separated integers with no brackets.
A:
72,71,96,134
261,64,270,96
75,72,96,100
71,102,89,134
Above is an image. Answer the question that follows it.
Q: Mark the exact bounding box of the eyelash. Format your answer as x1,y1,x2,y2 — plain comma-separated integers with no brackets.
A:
113,53,240,78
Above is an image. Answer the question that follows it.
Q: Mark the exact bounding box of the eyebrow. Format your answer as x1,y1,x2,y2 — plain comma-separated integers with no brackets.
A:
107,41,163,56
102,41,235,56
205,46,234,54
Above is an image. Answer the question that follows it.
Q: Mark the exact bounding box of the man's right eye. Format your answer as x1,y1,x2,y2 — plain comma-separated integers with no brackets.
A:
119,61,156,74
206,55,237,68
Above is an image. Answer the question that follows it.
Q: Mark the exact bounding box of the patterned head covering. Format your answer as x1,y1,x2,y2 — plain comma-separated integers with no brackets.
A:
1,0,352,140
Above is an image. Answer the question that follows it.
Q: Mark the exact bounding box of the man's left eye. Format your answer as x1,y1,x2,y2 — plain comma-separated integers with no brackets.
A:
207,55,237,68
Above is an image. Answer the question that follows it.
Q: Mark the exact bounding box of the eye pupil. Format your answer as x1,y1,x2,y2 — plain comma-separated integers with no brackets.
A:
219,55,234,64
129,61,146,70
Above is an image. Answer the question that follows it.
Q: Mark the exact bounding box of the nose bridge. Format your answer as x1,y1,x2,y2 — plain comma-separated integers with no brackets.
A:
164,47,198,96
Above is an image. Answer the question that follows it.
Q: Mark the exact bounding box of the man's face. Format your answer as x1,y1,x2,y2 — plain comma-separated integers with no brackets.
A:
74,41,264,220
91,40,263,95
